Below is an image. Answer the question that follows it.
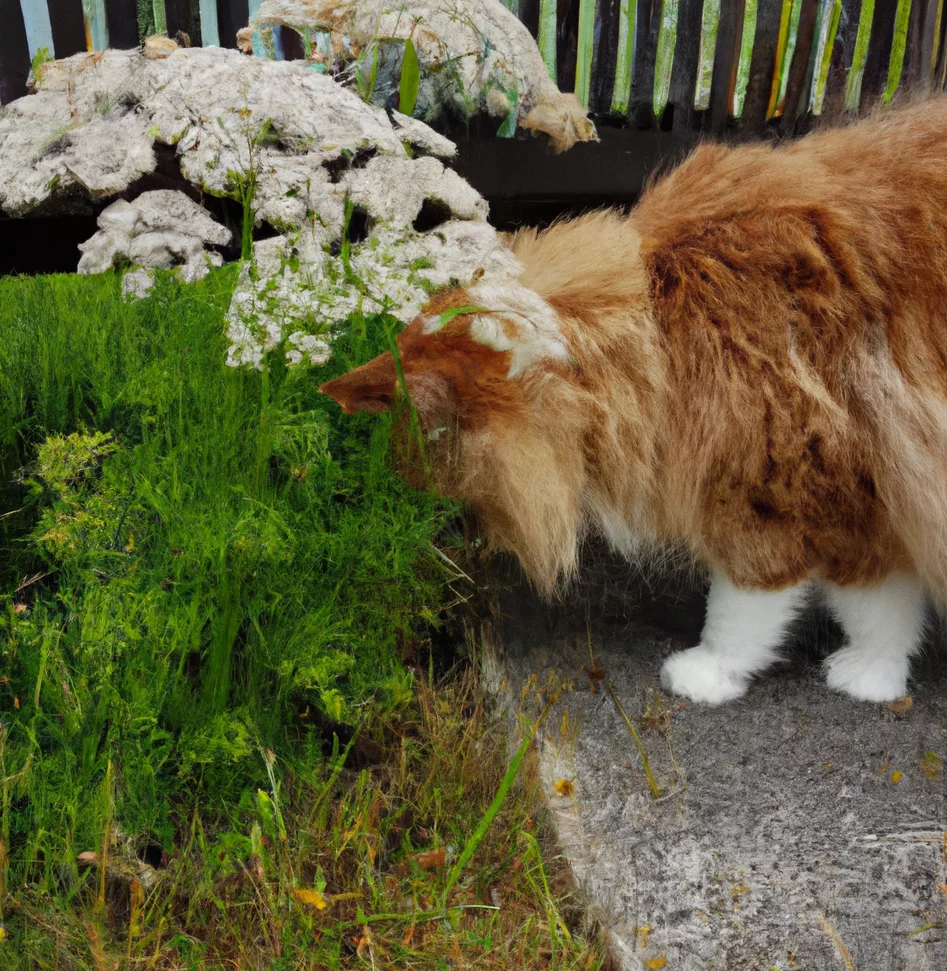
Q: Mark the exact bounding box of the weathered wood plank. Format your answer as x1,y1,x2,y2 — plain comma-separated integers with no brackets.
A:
733,0,759,116
709,0,746,133
19,0,56,58
883,0,912,101
48,0,87,58
628,0,661,127
809,0,842,113
860,0,898,108
668,0,704,128
0,0,31,103
654,0,681,120
84,0,110,49
820,0,860,119
215,0,247,49
778,0,818,125
538,0,557,78
591,0,620,115
575,0,597,107
741,0,784,127
165,0,201,45
199,0,220,46
104,0,139,48
695,0,721,109
611,0,638,112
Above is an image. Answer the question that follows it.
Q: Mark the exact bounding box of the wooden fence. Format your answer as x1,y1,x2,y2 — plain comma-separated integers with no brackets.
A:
1,0,945,136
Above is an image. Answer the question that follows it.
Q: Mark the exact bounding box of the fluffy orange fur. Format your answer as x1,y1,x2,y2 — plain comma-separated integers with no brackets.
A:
322,98,947,600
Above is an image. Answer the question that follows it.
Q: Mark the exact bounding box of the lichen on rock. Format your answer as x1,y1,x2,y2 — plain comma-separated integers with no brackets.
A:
0,45,516,370
245,0,598,152
78,190,231,288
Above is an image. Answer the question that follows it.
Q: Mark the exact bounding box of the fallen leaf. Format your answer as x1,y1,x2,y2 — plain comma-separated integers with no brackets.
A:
921,751,943,781
636,924,652,948
891,770,903,784
585,664,604,694
293,888,328,910
415,848,446,870
77,851,99,863
645,958,667,969
553,778,574,798
13,697,19,710
887,696,913,716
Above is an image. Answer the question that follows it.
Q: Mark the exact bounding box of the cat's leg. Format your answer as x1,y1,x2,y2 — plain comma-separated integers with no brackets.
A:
823,573,927,702
660,571,809,704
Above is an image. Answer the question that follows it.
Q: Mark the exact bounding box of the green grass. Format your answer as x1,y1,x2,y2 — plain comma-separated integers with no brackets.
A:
0,267,607,968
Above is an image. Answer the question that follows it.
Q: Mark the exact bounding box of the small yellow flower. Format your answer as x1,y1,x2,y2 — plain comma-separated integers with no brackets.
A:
293,888,328,910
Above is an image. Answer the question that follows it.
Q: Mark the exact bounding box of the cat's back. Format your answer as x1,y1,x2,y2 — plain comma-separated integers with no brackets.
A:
631,96,947,384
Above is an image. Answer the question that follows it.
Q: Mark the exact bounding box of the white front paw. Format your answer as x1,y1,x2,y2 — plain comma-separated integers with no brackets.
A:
660,646,750,705
824,646,910,702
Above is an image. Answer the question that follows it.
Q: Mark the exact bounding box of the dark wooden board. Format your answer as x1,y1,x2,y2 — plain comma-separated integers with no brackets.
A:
0,0,31,105
742,0,785,131
669,0,705,132
628,0,661,128
216,0,248,49
860,0,899,109
710,0,747,134
105,0,141,49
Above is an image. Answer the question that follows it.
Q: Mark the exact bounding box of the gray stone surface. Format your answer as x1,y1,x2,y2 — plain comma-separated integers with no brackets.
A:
483,547,947,970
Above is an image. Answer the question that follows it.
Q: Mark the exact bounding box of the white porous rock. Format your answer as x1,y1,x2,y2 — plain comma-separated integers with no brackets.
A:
2,46,512,370
339,155,487,227
78,190,230,286
248,0,598,152
0,47,450,220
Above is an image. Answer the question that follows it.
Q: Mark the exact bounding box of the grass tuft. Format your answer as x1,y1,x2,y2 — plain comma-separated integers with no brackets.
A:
0,267,608,968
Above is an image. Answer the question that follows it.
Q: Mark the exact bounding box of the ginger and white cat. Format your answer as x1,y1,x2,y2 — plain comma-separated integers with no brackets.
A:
322,100,947,705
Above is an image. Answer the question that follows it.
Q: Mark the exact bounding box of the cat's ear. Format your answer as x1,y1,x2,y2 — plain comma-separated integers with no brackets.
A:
319,352,398,414
320,350,455,417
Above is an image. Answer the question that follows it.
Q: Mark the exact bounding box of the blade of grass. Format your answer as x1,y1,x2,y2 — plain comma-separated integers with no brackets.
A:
441,687,562,909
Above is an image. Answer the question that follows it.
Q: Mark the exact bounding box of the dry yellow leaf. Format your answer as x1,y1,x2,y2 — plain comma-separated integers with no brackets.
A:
891,770,903,784
554,778,574,798
293,888,328,910
415,848,446,870
887,696,913,716
645,958,667,969
636,924,652,948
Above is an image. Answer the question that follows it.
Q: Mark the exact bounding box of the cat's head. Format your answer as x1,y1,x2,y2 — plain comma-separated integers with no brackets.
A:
320,281,588,594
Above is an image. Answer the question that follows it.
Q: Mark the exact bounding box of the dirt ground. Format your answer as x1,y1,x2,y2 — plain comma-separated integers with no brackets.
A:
482,547,947,971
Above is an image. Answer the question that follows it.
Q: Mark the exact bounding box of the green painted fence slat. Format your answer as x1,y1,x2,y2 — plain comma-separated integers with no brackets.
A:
733,0,759,116
653,0,680,118
844,0,876,108
695,0,720,108
152,0,167,35
611,0,638,113
84,0,109,48
20,0,55,58
200,0,220,46
773,0,804,112
809,0,842,112
575,0,597,108
538,0,557,80
884,0,912,101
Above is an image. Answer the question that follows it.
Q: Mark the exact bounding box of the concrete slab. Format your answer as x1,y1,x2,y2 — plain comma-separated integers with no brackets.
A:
482,548,947,971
